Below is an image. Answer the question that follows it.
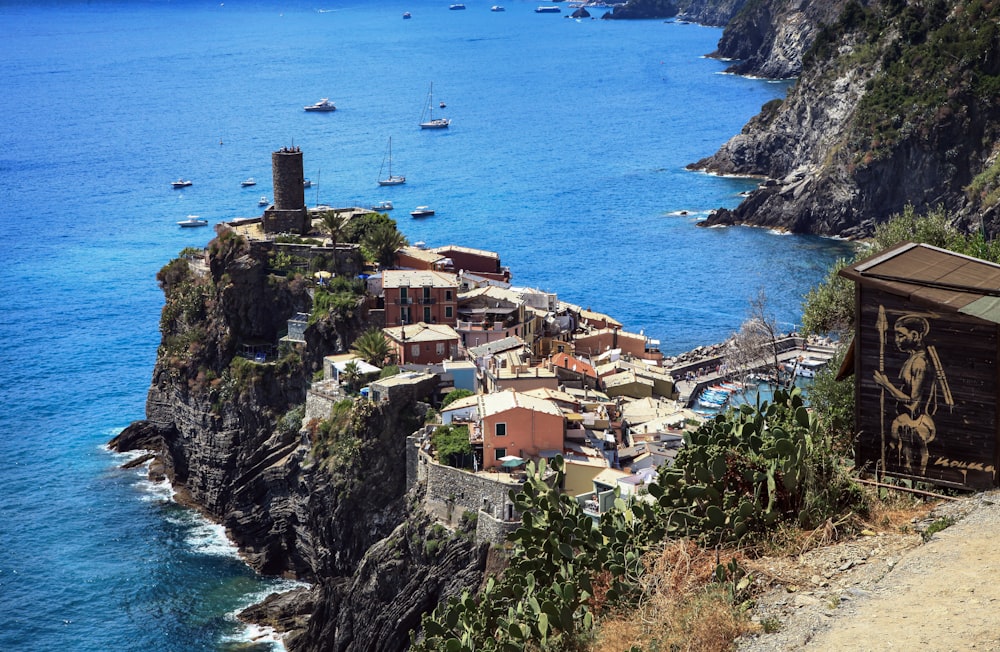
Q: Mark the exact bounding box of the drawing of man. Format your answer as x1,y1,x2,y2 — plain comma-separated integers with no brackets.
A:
873,314,953,475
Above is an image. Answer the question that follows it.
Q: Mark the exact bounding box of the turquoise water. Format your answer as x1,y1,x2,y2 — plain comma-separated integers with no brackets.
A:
0,2,854,649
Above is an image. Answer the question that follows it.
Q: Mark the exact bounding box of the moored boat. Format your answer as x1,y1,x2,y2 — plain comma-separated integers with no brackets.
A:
410,206,435,217
258,196,269,206
371,200,394,212
491,5,505,10
419,83,450,129
304,98,337,112
171,178,192,188
535,6,561,12
177,215,208,228
241,177,256,187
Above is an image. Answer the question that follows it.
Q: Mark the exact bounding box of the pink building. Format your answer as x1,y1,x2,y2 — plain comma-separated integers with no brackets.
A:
479,390,565,469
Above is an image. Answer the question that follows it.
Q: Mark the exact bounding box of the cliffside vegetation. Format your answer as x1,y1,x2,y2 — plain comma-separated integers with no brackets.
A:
413,386,863,651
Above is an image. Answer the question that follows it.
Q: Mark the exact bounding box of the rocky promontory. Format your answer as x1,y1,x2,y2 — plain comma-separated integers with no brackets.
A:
110,230,487,650
691,0,1000,238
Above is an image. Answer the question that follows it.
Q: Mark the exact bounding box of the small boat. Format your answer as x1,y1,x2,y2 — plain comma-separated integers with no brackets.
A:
403,11,411,18
177,215,208,228
371,200,394,212
241,177,256,187
377,137,406,186
258,196,269,206
449,3,465,8
419,83,450,129
535,5,561,12
491,5,505,10
410,206,435,217
304,98,337,112
303,179,312,188
171,179,192,188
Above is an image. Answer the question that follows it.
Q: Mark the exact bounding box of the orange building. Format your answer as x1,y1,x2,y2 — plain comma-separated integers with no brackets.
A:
383,322,461,365
479,390,565,469
382,269,459,328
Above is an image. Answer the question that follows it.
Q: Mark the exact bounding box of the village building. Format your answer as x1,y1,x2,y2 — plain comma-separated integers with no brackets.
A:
477,389,565,470
429,244,511,283
382,269,459,328
384,322,461,365
839,241,1000,490
548,352,601,390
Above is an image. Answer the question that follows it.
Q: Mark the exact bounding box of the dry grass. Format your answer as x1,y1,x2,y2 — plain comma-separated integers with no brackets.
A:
591,540,757,652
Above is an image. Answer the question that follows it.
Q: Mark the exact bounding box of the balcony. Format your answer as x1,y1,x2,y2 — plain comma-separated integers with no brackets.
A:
394,297,414,305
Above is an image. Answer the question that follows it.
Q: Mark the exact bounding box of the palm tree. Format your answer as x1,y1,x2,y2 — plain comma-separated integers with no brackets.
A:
341,360,362,394
350,327,393,367
319,210,348,274
363,221,407,270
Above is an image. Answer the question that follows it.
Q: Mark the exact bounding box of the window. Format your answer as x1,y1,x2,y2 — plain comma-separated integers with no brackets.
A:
411,344,420,358
495,422,507,437
423,286,431,299
494,447,506,461
445,306,453,318
436,342,445,355
424,306,431,322
445,290,453,301
400,287,408,300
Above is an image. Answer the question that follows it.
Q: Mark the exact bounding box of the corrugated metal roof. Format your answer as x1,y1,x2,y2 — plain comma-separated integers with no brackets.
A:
839,241,1000,323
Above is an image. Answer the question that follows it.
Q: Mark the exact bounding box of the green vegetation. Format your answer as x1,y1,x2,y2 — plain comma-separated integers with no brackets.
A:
441,388,475,408
431,424,472,467
804,0,1000,167
413,388,865,652
310,398,373,476
350,327,394,367
310,276,366,324
922,515,956,541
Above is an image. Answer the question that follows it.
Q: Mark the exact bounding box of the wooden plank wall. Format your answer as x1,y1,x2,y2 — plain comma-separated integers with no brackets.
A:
856,288,998,489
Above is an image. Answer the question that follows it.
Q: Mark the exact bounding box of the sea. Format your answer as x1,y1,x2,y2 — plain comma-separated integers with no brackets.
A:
0,2,856,650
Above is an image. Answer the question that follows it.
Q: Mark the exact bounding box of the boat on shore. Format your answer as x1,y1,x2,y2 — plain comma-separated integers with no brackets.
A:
177,215,208,228
377,137,406,186
240,177,256,187
410,206,435,217
171,179,192,188
304,98,337,112
419,83,450,129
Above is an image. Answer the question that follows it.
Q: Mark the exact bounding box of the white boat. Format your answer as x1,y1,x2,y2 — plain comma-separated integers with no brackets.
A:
258,196,269,206
419,83,450,129
377,137,406,186
795,358,828,379
491,5,506,10
240,177,256,187
304,98,337,112
410,206,435,217
171,179,192,188
535,5,561,12
177,215,208,228
371,200,394,212
403,11,411,18
303,179,312,188
449,3,466,8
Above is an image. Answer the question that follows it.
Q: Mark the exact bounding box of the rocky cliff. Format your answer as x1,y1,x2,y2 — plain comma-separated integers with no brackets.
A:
110,228,487,650
691,0,1000,238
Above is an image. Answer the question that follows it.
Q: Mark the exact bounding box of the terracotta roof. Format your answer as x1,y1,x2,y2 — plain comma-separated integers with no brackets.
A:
551,352,597,378
839,241,1000,322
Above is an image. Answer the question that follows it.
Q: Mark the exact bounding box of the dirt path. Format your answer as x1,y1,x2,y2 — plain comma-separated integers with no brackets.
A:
738,491,1000,652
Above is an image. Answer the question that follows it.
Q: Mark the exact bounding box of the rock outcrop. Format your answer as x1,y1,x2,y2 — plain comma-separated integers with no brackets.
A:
691,0,1000,238
112,229,487,650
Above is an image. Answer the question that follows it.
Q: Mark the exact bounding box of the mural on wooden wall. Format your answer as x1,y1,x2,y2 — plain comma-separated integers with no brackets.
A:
871,308,954,476
857,289,997,489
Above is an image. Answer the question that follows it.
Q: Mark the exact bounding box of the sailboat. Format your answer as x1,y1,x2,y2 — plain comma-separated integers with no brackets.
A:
419,83,450,130
377,137,406,186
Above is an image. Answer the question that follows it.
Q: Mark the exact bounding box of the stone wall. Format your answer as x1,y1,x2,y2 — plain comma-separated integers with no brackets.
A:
272,148,305,211
475,510,520,547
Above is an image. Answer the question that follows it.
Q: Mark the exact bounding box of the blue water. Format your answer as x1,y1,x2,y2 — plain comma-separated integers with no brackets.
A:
0,2,854,649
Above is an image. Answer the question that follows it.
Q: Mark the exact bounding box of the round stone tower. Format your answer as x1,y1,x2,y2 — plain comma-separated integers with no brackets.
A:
272,146,305,211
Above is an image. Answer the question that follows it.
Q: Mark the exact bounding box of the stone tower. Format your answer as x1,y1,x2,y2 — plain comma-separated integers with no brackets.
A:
262,146,309,234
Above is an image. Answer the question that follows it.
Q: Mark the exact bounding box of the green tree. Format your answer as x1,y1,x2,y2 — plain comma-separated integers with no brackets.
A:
441,388,475,408
431,424,472,467
350,327,393,367
800,258,855,337
341,360,362,394
363,220,407,269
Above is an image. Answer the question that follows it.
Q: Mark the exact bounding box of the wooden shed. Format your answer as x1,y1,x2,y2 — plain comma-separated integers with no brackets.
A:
839,241,1000,490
